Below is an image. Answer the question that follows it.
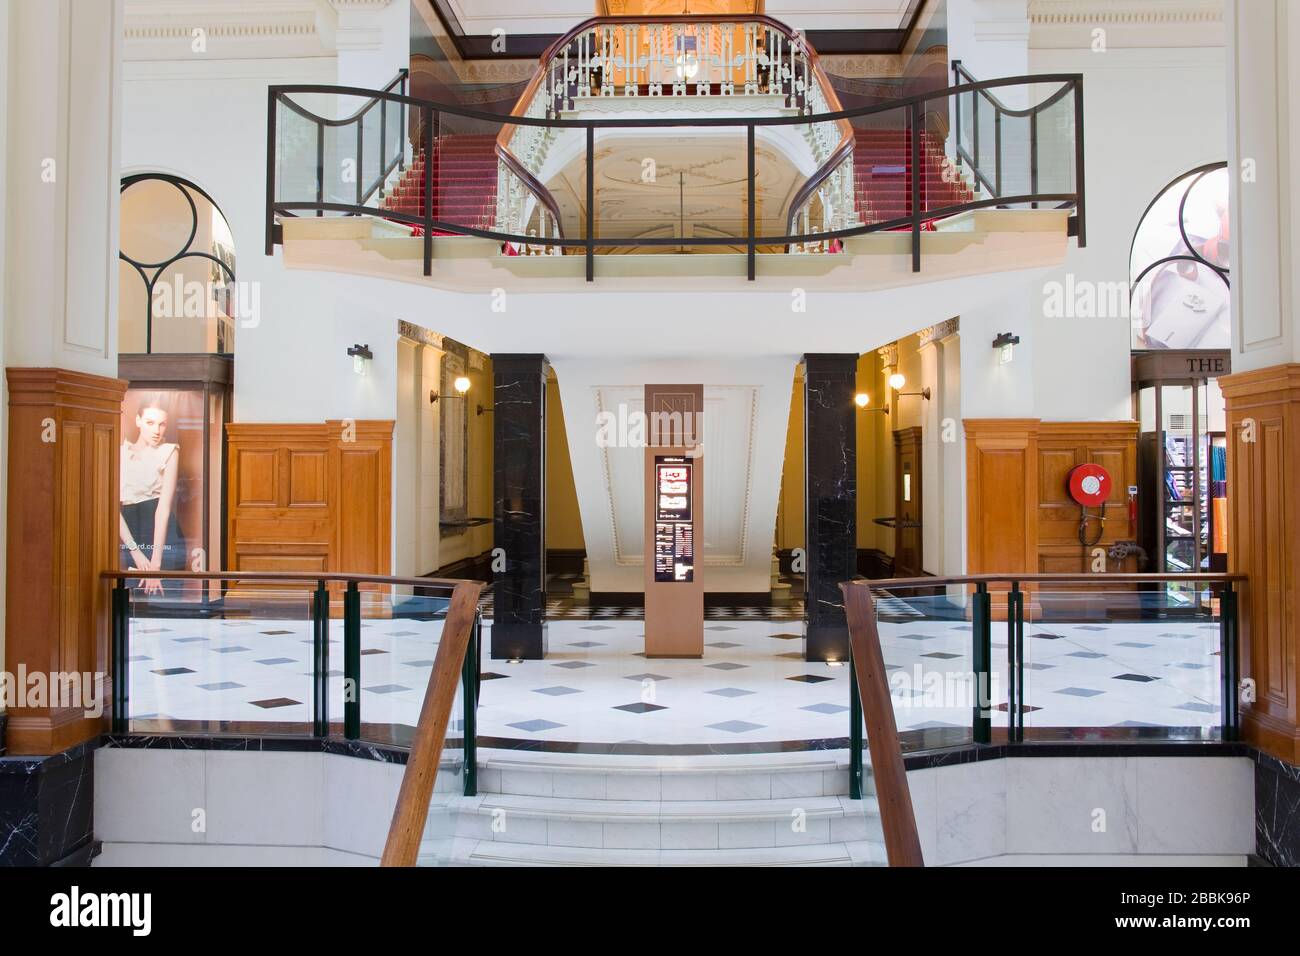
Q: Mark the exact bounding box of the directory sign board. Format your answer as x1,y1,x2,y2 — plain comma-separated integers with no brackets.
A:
654,456,694,583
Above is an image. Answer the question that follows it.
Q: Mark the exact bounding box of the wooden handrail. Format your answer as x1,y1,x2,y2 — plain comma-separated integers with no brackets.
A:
840,580,925,867
380,578,484,867
101,569,470,590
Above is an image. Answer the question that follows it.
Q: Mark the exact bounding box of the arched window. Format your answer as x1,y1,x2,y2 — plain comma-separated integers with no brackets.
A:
1129,163,1230,350
118,174,237,354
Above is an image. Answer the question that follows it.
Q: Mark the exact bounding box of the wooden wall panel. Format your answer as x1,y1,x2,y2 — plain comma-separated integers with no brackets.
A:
5,369,127,755
965,419,1140,607
1036,422,1139,575
226,421,393,583
1221,364,1300,765
289,450,328,507
964,419,1038,576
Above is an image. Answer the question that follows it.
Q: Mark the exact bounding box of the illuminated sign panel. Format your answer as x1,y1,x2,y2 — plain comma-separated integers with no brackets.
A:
653,456,694,582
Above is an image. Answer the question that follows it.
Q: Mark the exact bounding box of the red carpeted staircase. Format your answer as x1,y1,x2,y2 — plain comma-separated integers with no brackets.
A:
851,127,973,227
380,133,499,236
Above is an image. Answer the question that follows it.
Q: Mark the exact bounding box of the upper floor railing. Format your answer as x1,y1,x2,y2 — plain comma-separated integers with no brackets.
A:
495,15,854,246
267,70,1085,280
951,60,1086,244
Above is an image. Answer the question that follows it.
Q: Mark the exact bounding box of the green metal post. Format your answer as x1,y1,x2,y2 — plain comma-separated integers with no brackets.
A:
344,582,361,740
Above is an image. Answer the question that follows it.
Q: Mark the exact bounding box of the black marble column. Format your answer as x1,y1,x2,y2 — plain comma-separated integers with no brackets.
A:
803,354,858,662
0,741,97,866
492,354,549,660
1255,750,1300,867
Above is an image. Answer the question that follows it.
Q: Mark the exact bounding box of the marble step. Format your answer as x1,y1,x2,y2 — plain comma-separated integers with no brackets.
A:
422,837,887,866
424,792,881,849
476,749,872,802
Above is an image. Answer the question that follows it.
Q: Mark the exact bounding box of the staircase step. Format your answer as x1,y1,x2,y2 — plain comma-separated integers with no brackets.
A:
478,750,863,801
445,839,882,866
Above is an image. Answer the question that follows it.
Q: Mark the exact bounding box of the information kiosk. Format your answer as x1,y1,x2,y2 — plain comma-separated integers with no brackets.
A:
643,384,704,657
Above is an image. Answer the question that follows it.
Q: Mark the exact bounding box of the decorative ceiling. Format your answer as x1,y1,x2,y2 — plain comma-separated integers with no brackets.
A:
540,131,806,242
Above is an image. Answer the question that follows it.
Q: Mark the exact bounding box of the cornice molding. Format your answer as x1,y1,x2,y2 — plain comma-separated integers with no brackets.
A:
1028,0,1223,26
123,0,332,59
918,318,959,348
877,343,899,368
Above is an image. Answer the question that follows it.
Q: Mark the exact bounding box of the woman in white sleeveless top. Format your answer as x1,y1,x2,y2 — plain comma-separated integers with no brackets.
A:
119,399,183,596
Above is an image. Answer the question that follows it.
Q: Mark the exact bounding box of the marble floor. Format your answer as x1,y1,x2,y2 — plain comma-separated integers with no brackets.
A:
122,601,1224,747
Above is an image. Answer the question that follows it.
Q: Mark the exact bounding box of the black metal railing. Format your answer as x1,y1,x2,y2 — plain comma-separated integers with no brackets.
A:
264,69,408,253
841,572,1244,799
952,59,1086,245
104,569,484,797
266,70,1085,281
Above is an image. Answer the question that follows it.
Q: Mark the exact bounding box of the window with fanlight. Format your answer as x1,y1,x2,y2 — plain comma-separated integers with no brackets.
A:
118,174,237,355
1129,163,1230,351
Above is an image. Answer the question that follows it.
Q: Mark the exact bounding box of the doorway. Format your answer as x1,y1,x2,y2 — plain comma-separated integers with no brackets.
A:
892,426,923,578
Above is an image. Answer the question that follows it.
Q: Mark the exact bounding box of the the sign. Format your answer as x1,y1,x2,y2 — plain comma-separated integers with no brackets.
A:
653,456,694,582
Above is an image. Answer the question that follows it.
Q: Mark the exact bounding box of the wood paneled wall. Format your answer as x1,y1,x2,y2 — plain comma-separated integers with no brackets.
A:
226,421,393,580
1036,422,1139,574
964,419,1039,575
965,419,1139,577
5,369,128,755
1221,364,1300,764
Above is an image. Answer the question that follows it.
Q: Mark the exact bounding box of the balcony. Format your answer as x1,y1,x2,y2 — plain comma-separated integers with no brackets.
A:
266,16,1084,285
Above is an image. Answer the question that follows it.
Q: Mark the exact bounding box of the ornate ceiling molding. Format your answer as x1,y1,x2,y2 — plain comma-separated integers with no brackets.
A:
877,343,899,368
124,1,330,59
1028,0,1224,49
1029,0,1223,27
917,317,959,348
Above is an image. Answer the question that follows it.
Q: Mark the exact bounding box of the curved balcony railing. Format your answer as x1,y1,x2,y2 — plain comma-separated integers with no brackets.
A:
496,15,854,251
267,71,1085,280
952,60,1086,243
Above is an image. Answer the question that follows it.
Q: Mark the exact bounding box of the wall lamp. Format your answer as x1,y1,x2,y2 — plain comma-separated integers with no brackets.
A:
993,331,1020,365
430,376,473,403
347,343,373,376
854,392,888,414
889,372,931,404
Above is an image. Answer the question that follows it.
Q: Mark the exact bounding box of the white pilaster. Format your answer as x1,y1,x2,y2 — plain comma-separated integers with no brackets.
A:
3,0,123,374
1226,0,1300,372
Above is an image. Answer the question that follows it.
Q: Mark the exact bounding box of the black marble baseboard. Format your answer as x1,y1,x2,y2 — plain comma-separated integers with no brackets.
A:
0,739,97,867
1253,750,1300,867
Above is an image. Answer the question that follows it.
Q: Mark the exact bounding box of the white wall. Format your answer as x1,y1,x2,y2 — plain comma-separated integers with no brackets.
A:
1027,46,1228,422
94,747,406,865
909,755,1254,866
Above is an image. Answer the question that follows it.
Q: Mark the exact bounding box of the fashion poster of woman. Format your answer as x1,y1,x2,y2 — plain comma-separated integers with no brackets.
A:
119,389,205,598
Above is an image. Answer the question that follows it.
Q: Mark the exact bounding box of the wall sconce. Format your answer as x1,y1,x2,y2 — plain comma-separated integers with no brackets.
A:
889,371,931,403
347,343,372,376
431,376,473,403
855,392,888,415
993,331,1020,365
476,403,493,417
